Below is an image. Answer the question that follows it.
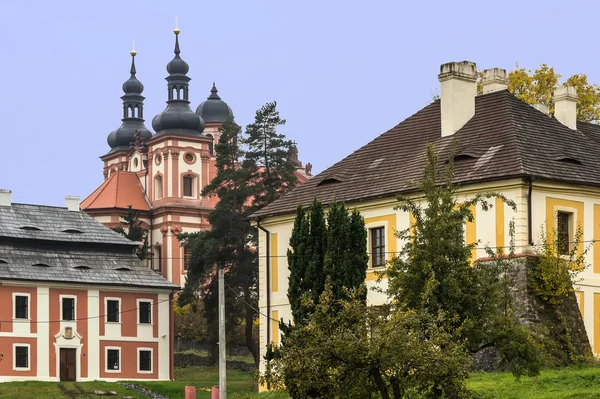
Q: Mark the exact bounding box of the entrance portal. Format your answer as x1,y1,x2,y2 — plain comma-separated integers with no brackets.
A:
59,348,77,381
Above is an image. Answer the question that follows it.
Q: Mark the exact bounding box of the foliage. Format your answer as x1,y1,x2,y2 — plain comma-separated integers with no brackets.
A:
286,200,367,325
386,143,541,378
478,63,600,122
173,292,208,342
181,102,299,369
264,285,472,399
243,101,298,211
530,222,590,305
111,205,149,260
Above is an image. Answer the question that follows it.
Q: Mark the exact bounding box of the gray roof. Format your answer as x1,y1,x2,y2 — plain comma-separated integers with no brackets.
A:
0,203,177,290
0,244,177,289
251,90,600,219
0,203,134,246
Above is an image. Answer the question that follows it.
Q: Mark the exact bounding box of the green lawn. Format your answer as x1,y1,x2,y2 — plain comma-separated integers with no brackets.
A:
469,364,600,399
0,381,144,399
1,364,599,398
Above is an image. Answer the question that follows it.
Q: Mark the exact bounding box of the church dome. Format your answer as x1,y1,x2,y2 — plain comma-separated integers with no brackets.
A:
196,83,234,123
151,28,205,138
105,50,153,155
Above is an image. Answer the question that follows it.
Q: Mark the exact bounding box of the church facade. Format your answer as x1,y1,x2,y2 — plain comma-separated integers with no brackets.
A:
82,28,311,287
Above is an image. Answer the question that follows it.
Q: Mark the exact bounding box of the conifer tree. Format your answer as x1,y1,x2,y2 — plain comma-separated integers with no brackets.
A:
112,205,149,260
304,199,327,307
287,206,309,323
243,102,298,210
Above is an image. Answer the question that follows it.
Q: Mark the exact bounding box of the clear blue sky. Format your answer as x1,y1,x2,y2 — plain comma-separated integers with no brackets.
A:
1,0,598,206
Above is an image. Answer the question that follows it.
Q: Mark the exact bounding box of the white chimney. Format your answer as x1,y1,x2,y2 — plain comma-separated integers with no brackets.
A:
553,85,578,130
0,189,11,207
532,103,550,115
481,68,508,93
438,61,478,137
65,196,80,212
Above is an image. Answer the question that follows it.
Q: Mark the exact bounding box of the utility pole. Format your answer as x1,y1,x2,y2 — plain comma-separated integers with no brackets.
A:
218,265,227,398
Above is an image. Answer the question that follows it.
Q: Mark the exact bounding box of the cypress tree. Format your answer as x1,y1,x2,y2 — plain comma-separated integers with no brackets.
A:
346,209,369,302
305,199,327,306
287,206,309,323
323,202,350,300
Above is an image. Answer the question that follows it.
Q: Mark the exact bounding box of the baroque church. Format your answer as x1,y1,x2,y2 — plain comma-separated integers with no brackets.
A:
81,27,311,287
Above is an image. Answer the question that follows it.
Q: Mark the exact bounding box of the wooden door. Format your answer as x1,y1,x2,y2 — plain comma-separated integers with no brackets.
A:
59,348,77,381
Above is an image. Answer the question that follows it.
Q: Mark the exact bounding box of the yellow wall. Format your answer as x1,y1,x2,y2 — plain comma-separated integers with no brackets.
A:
467,205,477,260
594,205,600,274
271,233,279,293
271,310,279,345
495,197,505,252
595,294,600,354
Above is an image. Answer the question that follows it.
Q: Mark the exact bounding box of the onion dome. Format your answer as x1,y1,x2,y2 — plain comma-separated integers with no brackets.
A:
195,83,234,124
152,28,205,138
106,50,152,154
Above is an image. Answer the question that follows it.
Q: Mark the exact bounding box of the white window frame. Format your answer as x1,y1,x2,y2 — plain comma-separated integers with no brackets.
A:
12,293,30,320
13,343,30,371
137,299,153,325
105,346,121,373
60,295,77,321
104,297,122,324
137,347,153,374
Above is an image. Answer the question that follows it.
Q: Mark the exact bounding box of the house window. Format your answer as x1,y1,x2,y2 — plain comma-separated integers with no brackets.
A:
557,211,572,255
15,295,28,319
139,301,152,324
183,176,194,197
370,227,385,267
107,348,120,371
62,297,75,321
107,300,120,322
184,246,192,271
139,349,152,372
14,345,29,369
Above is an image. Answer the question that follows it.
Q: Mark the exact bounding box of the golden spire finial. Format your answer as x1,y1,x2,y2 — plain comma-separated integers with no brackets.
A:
174,16,180,35
130,38,137,57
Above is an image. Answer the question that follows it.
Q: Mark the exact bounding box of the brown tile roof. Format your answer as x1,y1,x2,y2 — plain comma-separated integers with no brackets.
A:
251,90,600,219
81,171,151,211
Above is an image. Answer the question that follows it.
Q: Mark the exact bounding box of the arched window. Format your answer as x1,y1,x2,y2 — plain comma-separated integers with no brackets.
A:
206,134,214,155
183,175,194,197
154,175,163,200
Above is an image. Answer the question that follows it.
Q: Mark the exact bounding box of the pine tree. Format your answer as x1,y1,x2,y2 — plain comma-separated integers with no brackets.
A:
304,199,327,307
243,102,298,210
112,205,149,260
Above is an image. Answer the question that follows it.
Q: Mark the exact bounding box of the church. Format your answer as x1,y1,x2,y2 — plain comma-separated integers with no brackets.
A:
81,27,311,287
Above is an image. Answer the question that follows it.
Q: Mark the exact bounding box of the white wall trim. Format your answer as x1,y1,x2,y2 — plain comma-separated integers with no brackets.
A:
59,294,77,321
105,346,121,373
13,343,30,371
137,347,154,374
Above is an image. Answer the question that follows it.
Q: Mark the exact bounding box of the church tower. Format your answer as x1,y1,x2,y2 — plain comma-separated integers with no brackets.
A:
82,25,311,288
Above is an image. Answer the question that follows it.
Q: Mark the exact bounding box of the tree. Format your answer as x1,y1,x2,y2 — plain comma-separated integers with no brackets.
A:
173,293,208,342
286,200,368,325
112,205,149,260
244,101,298,211
479,63,600,122
179,117,258,365
264,285,471,399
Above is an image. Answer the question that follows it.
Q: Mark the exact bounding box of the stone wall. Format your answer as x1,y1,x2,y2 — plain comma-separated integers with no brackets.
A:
472,255,592,371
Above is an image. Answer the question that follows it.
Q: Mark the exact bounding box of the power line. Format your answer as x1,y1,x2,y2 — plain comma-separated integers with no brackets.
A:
0,298,171,324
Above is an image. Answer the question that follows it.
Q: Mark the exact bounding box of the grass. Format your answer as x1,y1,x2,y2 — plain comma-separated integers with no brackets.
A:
0,381,144,399
469,364,600,399
134,366,259,399
2,363,599,398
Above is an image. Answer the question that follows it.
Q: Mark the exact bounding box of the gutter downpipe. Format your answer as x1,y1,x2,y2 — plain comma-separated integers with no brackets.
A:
256,220,271,347
527,177,534,246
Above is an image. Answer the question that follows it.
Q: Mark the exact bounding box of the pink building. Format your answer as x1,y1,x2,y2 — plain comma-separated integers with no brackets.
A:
0,190,177,382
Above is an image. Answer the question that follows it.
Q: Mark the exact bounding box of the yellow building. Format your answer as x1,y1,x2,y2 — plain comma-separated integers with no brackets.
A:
250,61,600,378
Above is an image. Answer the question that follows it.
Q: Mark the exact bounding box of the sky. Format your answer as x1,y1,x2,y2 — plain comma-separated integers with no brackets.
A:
1,0,599,206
